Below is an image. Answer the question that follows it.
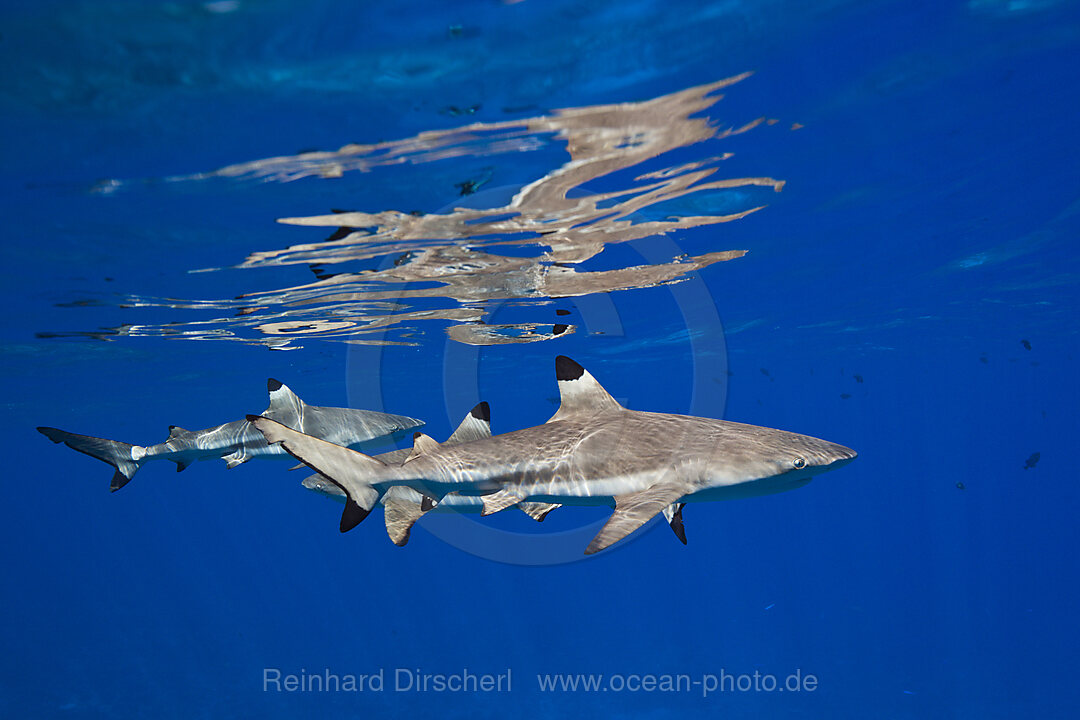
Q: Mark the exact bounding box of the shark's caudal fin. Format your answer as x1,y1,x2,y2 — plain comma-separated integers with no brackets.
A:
547,356,623,423
36,427,143,492
247,415,387,533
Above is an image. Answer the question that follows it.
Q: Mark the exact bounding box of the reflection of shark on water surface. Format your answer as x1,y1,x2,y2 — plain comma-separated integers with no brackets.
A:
252,356,857,555
38,381,423,491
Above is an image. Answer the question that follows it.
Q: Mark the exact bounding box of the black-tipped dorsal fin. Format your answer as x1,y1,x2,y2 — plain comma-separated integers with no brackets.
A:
446,401,491,444
547,356,622,423
263,378,305,423
167,425,189,440
404,432,440,463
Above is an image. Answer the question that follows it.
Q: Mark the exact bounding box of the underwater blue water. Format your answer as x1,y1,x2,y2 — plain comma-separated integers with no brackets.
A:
3,0,1079,717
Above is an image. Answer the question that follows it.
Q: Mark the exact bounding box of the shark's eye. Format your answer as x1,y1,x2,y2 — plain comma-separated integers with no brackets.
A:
792,457,807,469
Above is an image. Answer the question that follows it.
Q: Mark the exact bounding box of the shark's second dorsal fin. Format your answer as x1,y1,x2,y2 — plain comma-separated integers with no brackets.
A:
262,378,305,425
547,356,622,423
404,432,440,464
167,425,189,440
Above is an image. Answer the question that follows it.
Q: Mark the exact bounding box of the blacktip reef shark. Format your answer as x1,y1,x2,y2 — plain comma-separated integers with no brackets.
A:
302,401,562,546
250,356,857,555
37,380,423,491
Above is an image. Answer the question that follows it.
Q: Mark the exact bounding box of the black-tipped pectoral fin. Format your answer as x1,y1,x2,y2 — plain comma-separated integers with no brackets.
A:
662,502,687,544
585,484,687,555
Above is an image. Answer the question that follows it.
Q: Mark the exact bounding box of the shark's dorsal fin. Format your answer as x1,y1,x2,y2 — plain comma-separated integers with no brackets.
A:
547,356,622,423
446,402,491,444
404,432,440,464
167,425,189,440
262,378,305,424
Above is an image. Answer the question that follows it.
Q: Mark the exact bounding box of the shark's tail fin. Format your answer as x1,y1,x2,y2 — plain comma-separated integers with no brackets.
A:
36,427,143,492
247,414,389,533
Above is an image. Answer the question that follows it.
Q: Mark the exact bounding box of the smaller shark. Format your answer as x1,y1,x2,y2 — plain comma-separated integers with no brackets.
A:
302,401,561,546
38,380,423,491
251,356,857,554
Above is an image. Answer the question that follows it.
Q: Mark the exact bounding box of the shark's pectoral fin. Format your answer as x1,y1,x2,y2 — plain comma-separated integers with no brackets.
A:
519,502,561,522
221,450,250,469
383,488,433,546
585,484,687,555
662,502,687,544
481,487,527,516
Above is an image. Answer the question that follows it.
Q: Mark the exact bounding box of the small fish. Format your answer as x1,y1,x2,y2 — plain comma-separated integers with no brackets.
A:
1024,452,1040,470
854,374,864,384
956,481,965,490
979,354,988,364
764,603,775,610
840,393,852,400
1021,339,1032,351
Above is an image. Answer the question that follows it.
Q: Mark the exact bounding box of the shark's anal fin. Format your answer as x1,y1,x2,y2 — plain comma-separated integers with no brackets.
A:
174,458,193,473
662,502,687,544
480,487,527,516
519,502,561,522
548,356,623,423
585,483,687,555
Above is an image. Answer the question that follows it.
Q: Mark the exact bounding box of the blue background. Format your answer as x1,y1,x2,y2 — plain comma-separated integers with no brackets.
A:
2,0,1078,717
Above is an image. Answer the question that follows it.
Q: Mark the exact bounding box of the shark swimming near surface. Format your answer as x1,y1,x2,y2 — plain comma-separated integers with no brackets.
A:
302,400,562,546
250,356,857,554
38,380,424,491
